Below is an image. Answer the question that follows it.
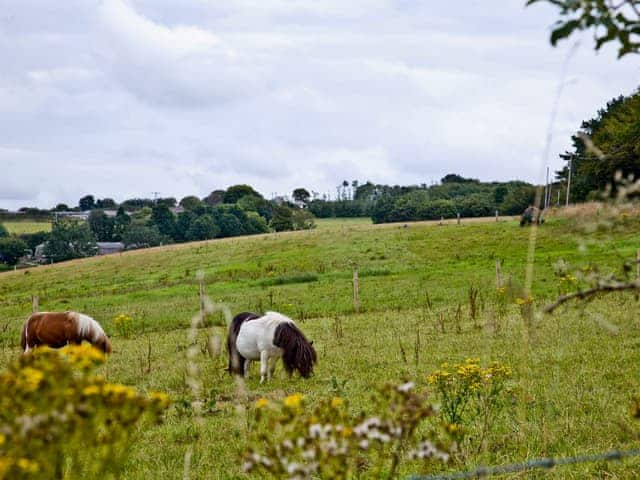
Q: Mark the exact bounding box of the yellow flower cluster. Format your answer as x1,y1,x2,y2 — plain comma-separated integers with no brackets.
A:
0,345,171,478
515,296,534,305
496,287,507,295
284,393,304,409
558,274,577,283
60,343,106,369
114,313,133,326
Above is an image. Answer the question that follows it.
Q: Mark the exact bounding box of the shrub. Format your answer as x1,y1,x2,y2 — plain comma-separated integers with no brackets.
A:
0,345,169,479
244,381,448,478
427,358,512,433
114,313,134,338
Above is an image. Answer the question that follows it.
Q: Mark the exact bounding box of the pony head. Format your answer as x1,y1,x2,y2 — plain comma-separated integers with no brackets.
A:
95,335,113,354
274,322,317,378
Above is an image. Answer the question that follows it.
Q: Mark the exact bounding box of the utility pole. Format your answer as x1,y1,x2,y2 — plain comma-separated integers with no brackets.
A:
151,191,160,204
565,155,572,207
544,166,550,209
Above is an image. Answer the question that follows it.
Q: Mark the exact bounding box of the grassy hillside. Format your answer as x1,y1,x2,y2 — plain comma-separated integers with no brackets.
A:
2,220,51,234
1,216,640,478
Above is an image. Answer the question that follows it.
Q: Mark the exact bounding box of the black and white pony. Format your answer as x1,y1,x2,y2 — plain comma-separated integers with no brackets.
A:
227,311,317,382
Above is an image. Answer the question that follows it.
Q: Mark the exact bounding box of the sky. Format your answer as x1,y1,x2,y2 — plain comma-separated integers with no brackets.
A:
0,0,638,210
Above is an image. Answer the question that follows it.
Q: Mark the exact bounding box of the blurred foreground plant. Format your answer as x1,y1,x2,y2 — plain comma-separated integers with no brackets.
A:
244,381,448,479
0,344,170,479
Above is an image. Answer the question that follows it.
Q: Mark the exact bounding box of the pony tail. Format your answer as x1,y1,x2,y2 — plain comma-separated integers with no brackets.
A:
227,312,260,375
20,317,29,352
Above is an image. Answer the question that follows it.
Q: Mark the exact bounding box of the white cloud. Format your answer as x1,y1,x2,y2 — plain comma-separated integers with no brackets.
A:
0,0,637,209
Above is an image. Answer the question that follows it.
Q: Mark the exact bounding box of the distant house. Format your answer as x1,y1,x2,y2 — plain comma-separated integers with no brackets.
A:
53,211,90,221
170,206,184,215
96,242,125,255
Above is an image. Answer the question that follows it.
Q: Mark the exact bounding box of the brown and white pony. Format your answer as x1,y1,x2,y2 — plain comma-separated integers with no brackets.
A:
20,311,112,353
227,311,316,382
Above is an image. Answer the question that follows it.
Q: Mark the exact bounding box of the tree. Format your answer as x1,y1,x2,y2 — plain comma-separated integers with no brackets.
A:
217,213,244,237
185,214,219,241
95,198,117,209
113,207,131,241
203,190,226,206
0,224,7,238
44,219,97,262
441,174,477,184
149,204,176,240
292,188,311,207
52,203,69,212
78,195,96,211
122,225,163,249
223,185,263,204
0,237,28,266
527,0,640,57
88,210,115,242
292,209,316,230
179,196,203,211
271,205,294,231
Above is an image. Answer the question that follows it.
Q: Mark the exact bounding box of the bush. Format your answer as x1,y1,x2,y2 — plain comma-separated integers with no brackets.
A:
244,381,448,478
292,209,316,230
0,345,169,479
122,225,164,249
0,237,28,266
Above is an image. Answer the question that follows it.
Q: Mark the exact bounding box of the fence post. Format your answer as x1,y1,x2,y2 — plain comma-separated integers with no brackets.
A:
637,249,640,281
439,216,444,226
495,260,502,289
495,209,499,222
32,295,39,313
457,213,461,225
353,268,360,314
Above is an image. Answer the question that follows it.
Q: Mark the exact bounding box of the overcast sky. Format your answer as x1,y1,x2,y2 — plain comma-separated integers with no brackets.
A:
0,0,637,209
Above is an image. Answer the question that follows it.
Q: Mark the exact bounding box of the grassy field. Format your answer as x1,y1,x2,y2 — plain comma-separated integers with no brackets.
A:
2,220,51,234
1,215,640,478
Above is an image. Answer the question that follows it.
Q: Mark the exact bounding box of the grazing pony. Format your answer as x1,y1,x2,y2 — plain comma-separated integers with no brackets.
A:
21,311,112,353
227,311,316,382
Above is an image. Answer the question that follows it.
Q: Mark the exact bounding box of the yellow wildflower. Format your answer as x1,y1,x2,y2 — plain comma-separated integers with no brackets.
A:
331,397,344,408
342,426,353,437
255,398,269,409
19,367,44,392
17,458,39,473
0,434,5,445
83,385,101,396
283,393,304,409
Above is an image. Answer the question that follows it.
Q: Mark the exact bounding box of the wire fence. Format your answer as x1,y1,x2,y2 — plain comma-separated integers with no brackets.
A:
409,448,640,480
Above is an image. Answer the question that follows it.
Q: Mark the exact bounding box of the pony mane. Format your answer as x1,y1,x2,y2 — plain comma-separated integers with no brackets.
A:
273,322,317,378
227,312,261,375
72,312,112,353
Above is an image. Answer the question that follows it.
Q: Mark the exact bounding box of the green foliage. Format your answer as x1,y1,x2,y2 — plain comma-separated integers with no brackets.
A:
558,91,640,201
292,209,316,230
179,196,202,211
0,237,28,266
223,184,263,204
202,189,226,206
527,0,640,57
113,207,131,241
271,205,294,231
0,224,7,238
88,210,115,242
44,219,97,262
185,214,219,241
78,195,96,211
17,231,50,251
122,224,164,248
149,204,176,240
292,188,311,206
0,345,169,479
245,383,448,478
427,358,513,430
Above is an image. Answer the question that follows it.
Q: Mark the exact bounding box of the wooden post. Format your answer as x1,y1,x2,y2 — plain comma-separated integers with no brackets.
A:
637,249,640,281
457,213,461,225
32,295,39,313
352,268,360,314
495,209,499,222
439,216,443,226
495,260,502,289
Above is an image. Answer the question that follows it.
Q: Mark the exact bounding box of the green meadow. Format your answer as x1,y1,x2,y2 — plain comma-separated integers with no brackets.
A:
1,216,640,478
2,220,51,235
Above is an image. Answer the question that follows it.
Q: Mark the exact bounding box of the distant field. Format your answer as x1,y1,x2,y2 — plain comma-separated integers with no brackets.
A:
2,220,51,234
2,214,640,478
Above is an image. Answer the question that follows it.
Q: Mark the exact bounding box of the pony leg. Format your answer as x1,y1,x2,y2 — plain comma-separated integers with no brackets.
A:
268,358,277,379
260,351,269,383
244,360,251,378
